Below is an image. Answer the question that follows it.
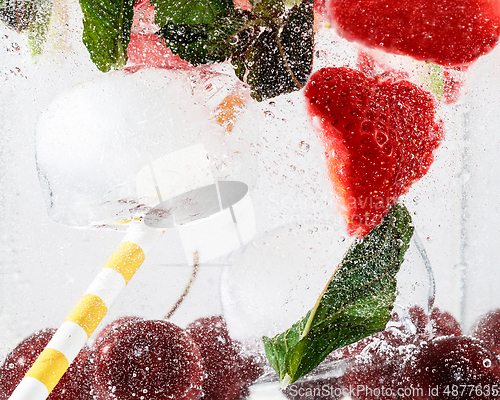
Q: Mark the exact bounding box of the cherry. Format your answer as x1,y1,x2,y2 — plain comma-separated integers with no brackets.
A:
340,331,416,400
471,309,500,355
92,319,203,400
0,328,92,400
186,315,262,400
93,316,143,348
430,307,461,338
408,336,500,400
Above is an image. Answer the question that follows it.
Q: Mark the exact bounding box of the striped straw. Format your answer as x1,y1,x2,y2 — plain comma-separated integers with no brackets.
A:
9,223,162,400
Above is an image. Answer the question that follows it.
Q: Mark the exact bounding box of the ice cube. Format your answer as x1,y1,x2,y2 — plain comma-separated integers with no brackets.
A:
35,67,258,228
220,222,352,340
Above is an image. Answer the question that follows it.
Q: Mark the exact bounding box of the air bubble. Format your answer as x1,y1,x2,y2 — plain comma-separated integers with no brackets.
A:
484,359,492,368
299,141,310,152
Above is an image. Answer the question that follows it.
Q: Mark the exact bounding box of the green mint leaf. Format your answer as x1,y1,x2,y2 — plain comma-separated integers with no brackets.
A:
1,0,35,30
160,0,313,101
27,0,53,56
0,0,53,56
151,0,235,27
252,0,284,18
79,0,135,72
263,203,414,385
159,9,251,66
244,0,313,101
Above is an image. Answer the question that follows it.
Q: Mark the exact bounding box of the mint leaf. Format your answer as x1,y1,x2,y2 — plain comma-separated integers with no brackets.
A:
263,203,414,385
0,0,51,32
79,0,135,72
160,9,251,66
27,0,53,56
0,0,53,56
244,0,313,100
151,0,234,26
158,0,314,101
252,0,284,18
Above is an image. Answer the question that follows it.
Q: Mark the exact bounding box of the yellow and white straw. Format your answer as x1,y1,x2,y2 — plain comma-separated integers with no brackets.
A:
9,223,162,400
9,143,255,400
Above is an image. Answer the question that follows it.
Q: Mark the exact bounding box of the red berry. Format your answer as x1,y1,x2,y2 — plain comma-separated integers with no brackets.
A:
471,309,500,355
93,316,143,348
430,307,462,338
408,336,500,399
0,328,92,400
340,332,416,400
186,316,263,400
126,0,192,68
92,319,203,400
305,67,443,237
442,66,469,104
326,0,500,66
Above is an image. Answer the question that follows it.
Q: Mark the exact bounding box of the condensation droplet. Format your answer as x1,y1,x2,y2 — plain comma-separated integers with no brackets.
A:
484,359,492,368
264,110,275,119
299,141,310,152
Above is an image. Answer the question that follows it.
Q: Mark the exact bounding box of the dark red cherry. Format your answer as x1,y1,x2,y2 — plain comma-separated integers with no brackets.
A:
409,336,500,400
92,319,203,400
471,309,500,355
0,328,92,400
430,307,461,338
186,315,263,400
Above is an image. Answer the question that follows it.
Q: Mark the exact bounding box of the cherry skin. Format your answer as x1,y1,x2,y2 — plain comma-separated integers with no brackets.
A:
339,328,417,400
408,336,500,400
471,308,500,355
92,319,203,400
0,328,92,400
186,315,262,400
430,307,462,338
92,316,143,348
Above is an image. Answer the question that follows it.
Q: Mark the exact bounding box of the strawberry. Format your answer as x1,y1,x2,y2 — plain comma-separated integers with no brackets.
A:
325,0,500,67
304,67,443,237
127,0,191,68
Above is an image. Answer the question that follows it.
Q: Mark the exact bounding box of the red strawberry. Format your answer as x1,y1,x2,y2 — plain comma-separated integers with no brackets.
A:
326,0,500,67
304,67,443,237
127,0,191,68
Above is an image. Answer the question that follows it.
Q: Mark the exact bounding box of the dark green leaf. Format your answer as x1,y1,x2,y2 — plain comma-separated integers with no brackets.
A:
263,203,414,386
79,0,135,72
27,0,53,56
0,0,50,32
151,0,234,27
0,0,53,55
242,0,313,101
159,9,251,66
252,0,284,19
159,0,314,101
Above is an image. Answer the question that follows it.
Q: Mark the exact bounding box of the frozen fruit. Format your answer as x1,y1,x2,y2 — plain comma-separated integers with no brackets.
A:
471,309,500,355
409,336,500,399
326,0,500,66
430,307,462,338
92,319,204,400
0,328,92,400
305,67,443,237
186,315,262,400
